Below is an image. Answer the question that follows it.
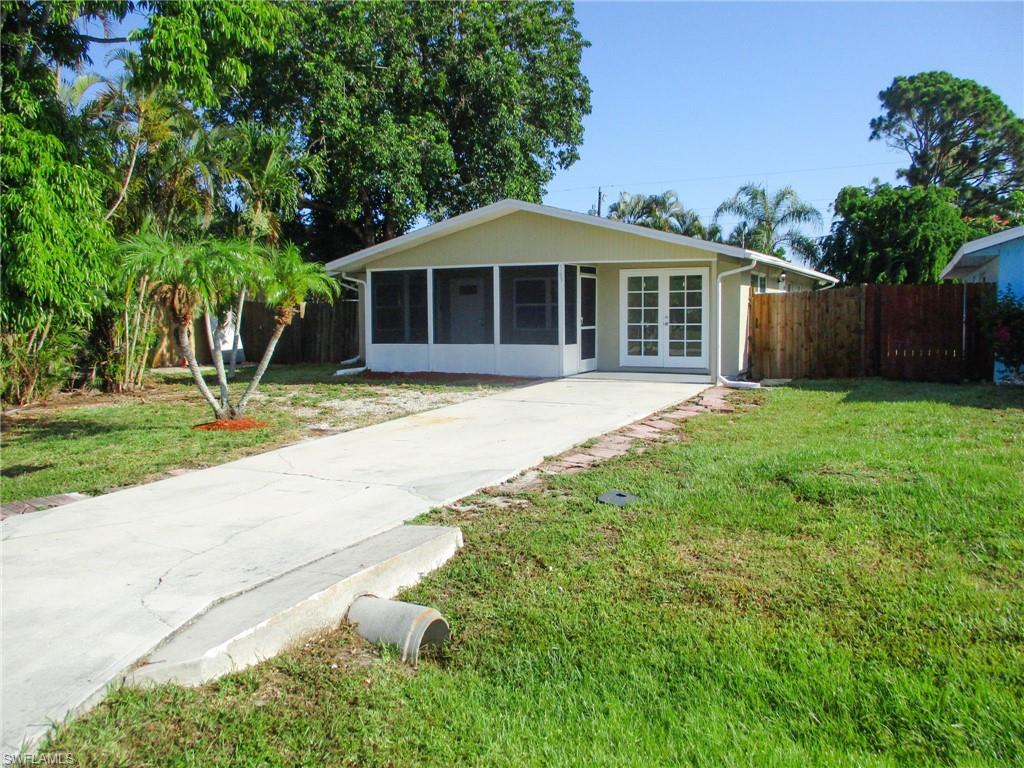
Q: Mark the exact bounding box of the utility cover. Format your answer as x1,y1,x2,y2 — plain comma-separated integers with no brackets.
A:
597,490,638,507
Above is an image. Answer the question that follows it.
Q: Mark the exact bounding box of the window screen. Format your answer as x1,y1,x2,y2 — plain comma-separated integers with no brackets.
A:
433,267,494,344
564,265,577,345
750,273,767,294
500,265,558,345
371,270,427,344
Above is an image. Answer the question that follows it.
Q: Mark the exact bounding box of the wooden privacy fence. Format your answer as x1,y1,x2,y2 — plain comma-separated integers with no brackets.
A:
239,295,360,365
749,283,995,382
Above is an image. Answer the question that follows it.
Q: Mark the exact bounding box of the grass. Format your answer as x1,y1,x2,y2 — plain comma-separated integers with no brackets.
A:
0,365,524,501
43,380,1024,766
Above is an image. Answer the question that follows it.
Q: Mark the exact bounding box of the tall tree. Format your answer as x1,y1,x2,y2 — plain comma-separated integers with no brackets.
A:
714,183,822,259
1,0,284,403
220,0,591,253
219,121,323,376
870,71,1024,217
814,184,971,285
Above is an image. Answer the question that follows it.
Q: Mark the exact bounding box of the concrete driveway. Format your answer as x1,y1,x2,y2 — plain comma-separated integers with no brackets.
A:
1,376,705,755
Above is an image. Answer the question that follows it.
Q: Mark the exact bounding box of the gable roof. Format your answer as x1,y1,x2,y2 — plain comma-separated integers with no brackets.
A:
325,199,838,284
940,226,1024,280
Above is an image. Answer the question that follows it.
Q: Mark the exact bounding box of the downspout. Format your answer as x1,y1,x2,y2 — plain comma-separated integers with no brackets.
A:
716,258,761,389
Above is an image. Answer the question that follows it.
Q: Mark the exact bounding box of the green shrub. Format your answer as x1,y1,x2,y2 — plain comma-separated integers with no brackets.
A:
1,321,84,406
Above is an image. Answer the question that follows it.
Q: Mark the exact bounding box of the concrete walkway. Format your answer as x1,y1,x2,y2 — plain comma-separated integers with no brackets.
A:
1,377,705,755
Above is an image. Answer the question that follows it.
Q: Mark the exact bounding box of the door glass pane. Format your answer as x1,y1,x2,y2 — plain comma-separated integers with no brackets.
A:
666,271,703,360
581,277,596,326
582,328,596,360
626,273,662,359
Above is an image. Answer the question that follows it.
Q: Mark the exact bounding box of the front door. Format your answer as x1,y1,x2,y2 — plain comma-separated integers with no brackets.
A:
620,268,709,369
448,276,487,343
579,272,597,371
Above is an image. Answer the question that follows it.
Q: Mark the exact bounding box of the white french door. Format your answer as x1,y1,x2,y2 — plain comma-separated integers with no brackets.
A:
619,268,709,369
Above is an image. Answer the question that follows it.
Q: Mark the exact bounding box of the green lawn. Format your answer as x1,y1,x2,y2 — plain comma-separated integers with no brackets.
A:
0,365,522,502
44,380,1024,766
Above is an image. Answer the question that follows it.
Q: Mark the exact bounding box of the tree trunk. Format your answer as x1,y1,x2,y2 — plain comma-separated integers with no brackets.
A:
104,135,141,222
176,324,226,420
204,312,231,409
228,287,246,380
233,321,286,416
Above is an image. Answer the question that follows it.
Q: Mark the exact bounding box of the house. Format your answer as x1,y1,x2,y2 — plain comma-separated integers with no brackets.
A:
326,199,837,384
941,225,1024,384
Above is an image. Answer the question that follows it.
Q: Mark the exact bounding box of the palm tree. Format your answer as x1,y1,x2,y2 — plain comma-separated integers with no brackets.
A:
220,121,324,378
118,228,264,420
91,52,183,223
234,244,340,415
607,192,652,225
713,183,822,259
608,190,718,239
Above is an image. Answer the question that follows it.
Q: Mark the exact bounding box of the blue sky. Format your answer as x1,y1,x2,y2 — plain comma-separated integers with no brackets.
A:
79,2,1023,244
542,1,1024,237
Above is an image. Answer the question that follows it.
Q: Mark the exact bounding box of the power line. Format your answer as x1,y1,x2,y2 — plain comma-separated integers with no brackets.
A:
549,160,901,194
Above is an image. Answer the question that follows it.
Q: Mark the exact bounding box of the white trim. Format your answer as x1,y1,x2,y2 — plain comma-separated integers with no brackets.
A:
557,264,566,376
941,226,1024,280
619,268,710,369
328,199,838,285
579,272,597,372
425,267,434,370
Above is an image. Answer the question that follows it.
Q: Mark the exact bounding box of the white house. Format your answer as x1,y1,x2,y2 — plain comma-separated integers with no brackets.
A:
326,199,837,384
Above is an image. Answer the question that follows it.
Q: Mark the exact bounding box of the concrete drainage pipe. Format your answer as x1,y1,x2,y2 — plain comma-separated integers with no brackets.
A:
347,595,450,664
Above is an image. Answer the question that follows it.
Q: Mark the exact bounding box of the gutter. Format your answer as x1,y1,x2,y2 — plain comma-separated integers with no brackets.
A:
716,258,761,389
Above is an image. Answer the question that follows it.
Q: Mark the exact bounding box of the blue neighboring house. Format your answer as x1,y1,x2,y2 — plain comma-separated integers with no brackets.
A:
941,226,1024,384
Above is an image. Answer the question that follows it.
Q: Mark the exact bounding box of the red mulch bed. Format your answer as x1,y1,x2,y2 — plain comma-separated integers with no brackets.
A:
193,418,268,432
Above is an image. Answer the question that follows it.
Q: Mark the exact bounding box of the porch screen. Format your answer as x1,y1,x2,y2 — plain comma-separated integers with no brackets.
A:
371,270,428,344
564,265,577,345
433,267,494,344
500,265,559,345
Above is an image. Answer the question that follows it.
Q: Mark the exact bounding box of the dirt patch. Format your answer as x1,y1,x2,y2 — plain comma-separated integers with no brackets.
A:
193,418,269,432
297,389,497,432
361,370,539,386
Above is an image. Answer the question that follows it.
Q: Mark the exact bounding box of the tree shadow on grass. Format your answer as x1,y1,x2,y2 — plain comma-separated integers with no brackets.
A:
2,415,170,442
784,378,1024,410
1,463,53,478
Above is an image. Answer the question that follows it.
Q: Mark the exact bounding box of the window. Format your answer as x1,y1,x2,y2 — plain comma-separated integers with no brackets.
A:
750,273,768,294
371,270,427,344
564,265,577,345
500,265,558,345
433,267,494,344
